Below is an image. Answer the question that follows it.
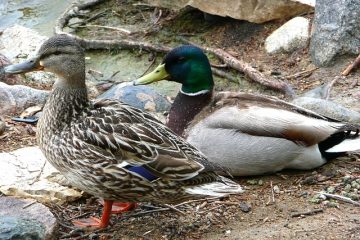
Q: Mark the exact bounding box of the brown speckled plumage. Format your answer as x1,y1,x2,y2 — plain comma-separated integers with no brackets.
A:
11,35,242,205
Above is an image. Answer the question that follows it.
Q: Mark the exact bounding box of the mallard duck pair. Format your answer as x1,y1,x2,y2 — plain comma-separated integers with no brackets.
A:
4,35,242,229
134,45,360,176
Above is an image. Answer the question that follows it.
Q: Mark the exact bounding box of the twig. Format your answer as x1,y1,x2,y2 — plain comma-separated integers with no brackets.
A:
29,160,46,185
212,201,239,205
174,196,224,207
75,24,132,35
291,209,323,218
286,67,318,79
152,8,162,24
342,52,360,76
65,211,92,221
211,63,228,68
63,228,107,240
198,205,221,214
179,38,295,97
270,181,275,203
68,9,109,27
317,192,360,207
325,76,341,100
22,200,37,209
163,204,186,215
211,67,239,83
123,207,170,218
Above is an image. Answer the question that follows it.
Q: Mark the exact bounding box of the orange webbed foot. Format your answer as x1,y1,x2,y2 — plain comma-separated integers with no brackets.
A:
99,199,138,214
73,200,113,229
72,216,104,228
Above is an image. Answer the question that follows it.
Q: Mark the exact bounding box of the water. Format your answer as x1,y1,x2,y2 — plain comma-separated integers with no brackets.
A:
0,0,182,97
0,0,72,36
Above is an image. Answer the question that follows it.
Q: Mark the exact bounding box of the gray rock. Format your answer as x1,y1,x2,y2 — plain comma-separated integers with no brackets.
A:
292,97,360,124
310,0,360,66
265,17,310,54
98,82,171,113
0,82,49,115
239,202,251,213
146,0,312,23
0,196,57,240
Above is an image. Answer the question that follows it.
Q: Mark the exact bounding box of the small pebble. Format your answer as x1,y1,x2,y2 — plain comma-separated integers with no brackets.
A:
309,197,322,204
239,202,251,213
246,180,258,185
299,191,309,198
309,194,326,204
323,201,339,208
342,175,352,183
273,185,280,194
344,193,359,201
319,194,327,200
326,186,335,194
351,181,360,189
258,180,264,185
224,230,231,235
344,184,352,192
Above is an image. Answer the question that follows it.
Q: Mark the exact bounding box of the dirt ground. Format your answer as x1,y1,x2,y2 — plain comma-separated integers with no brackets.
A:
1,0,359,239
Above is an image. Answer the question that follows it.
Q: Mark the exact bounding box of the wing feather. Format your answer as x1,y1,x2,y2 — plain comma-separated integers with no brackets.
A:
71,99,218,180
188,92,344,146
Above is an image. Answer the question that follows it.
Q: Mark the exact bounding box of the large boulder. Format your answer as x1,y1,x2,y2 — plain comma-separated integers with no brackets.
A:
0,82,49,115
0,147,82,204
265,17,310,54
310,0,360,66
98,82,171,113
145,0,313,23
0,197,57,240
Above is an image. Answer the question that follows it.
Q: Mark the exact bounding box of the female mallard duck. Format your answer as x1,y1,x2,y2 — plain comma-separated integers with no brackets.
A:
4,36,242,229
134,45,360,176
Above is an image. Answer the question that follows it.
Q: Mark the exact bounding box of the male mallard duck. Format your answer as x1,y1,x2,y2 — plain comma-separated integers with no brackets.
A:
4,36,242,229
133,45,360,176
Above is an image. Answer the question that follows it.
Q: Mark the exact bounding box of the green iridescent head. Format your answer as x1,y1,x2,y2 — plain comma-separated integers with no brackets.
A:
134,45,214,94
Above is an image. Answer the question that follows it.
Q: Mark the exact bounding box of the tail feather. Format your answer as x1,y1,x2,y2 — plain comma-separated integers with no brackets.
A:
326,137,360,153
185,176,243,197
318,125,360,157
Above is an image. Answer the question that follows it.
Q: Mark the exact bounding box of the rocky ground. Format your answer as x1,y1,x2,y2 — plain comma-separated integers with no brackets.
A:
0,0,360,239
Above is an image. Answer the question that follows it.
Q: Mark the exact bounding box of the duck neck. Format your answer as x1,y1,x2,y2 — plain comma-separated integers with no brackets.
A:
39,85,89,133
166,89,213,137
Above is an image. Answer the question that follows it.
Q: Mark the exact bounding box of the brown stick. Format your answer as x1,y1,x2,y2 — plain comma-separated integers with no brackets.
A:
318,192,360,207
211,67,239,83
342,52,360,76
180,38,295,97
286,67,318,79
291,209,323,218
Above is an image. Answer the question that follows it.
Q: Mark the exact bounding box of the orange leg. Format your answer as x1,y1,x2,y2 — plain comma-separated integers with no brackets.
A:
99,199,138,214
73,200,113,229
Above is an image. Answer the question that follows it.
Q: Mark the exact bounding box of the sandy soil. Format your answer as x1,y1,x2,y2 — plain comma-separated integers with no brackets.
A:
0,0,359,239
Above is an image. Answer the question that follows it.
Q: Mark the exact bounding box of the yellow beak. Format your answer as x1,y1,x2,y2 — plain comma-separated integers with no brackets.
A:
133,63,169,85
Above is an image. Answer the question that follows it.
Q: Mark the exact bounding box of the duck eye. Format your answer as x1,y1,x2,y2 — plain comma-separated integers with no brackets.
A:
53,51,61,56
177,57,185,62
